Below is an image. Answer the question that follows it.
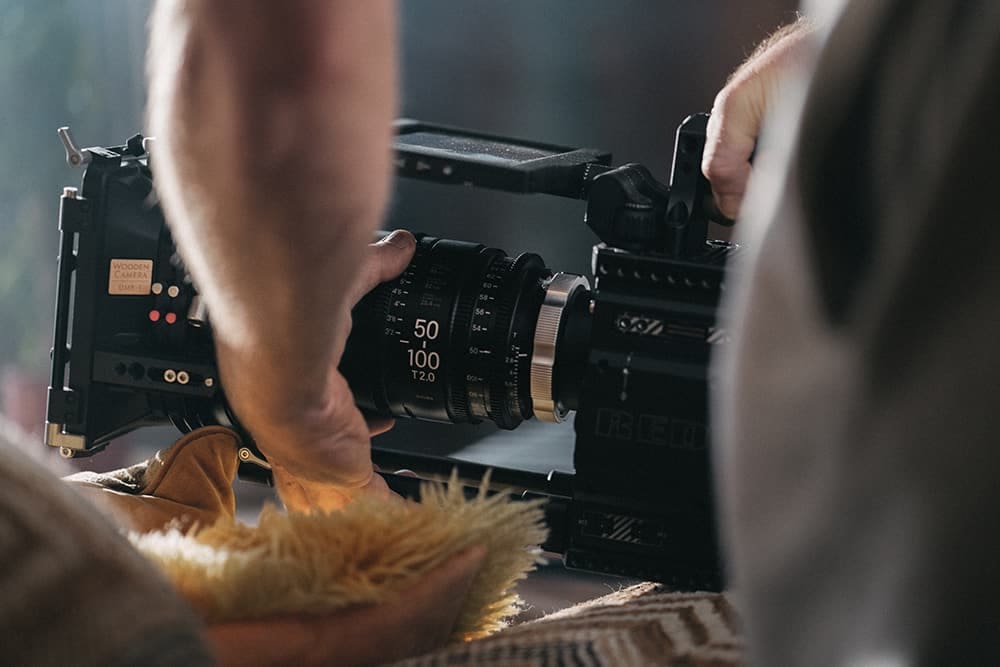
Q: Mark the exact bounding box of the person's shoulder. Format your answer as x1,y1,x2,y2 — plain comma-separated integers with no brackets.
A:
0,443,212,667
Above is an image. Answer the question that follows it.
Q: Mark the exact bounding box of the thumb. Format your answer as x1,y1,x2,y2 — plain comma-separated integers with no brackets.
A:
702,18,817,220
350,229,416,304
702,84,761,220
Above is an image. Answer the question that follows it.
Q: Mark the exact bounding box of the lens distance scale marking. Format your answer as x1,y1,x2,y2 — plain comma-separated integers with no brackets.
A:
344,235,559,429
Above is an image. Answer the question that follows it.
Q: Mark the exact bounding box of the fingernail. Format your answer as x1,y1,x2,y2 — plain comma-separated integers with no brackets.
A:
382,229,414,249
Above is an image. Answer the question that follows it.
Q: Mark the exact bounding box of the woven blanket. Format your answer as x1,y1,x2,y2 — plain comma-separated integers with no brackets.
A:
389,583,744,666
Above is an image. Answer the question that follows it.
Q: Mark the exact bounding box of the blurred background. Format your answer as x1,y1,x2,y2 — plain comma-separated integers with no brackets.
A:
0,0,795,611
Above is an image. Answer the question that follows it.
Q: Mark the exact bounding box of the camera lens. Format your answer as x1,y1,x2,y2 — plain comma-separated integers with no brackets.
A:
341,235,590,429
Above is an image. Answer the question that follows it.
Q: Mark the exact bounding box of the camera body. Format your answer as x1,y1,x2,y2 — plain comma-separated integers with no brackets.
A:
48,115,734,589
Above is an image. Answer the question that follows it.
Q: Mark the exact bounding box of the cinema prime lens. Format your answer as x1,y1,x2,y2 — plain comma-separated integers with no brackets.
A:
341,235,591,429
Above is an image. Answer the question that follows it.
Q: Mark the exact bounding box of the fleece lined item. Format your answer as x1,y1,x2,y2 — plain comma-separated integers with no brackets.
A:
132,473,547,640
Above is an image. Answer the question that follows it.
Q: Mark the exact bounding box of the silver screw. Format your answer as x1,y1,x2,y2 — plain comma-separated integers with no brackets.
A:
204,377,215,388
176,371,190,385
167,285,180,298
164,369,177,383
59,447,74,458
151,282,164,295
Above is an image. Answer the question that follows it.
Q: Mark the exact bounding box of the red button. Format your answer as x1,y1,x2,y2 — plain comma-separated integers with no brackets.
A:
148,310,161,322
165,312,178,325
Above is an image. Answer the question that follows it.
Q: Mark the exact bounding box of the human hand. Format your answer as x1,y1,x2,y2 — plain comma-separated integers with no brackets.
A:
702,18,817,220
69,232,414,517
207,545,486,667
219,230,416,513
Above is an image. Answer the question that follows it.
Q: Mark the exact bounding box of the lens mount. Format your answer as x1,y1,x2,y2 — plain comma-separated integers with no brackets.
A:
530,273,591,422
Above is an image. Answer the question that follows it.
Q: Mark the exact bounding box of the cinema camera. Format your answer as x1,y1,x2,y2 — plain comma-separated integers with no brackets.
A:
48,115,736,590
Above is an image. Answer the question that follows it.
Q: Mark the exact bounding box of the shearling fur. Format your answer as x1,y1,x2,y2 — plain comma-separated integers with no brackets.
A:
131,474,547,639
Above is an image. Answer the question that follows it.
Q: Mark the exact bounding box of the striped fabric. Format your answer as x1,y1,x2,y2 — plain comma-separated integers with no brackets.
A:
390,583,744,667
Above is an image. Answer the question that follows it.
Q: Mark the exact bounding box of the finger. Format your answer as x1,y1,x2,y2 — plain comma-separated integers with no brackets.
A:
702,19,817,220
703,90,758,220
349,229,416,305
274,462,400,514
332,230,416,360
365,414,395,436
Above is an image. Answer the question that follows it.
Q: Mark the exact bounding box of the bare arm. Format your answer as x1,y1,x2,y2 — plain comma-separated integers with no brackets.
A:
148,1,404,495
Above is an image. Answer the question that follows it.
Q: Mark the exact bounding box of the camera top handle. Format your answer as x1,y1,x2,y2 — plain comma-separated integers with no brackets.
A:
393,119,611,199
394,114,730,260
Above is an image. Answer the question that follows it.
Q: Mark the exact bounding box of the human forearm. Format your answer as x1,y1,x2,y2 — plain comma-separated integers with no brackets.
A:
147,1,397,416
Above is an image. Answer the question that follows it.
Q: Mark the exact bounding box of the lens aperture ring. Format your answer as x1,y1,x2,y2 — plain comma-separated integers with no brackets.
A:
485,256,513,424
487,255,526,428
448,247,499,423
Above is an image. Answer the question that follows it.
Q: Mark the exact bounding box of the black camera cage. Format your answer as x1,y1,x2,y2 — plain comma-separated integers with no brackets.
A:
47,114,733,589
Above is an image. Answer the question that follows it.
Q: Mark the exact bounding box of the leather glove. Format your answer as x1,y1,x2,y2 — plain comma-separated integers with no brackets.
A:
65,425,239,534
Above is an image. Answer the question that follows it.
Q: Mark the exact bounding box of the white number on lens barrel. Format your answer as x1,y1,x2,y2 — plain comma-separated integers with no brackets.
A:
409,319,441,382
408,348,440,369
414,318,439,340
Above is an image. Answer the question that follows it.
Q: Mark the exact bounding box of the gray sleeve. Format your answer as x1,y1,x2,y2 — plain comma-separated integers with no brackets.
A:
716,0,1000,664
0,443,213,667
